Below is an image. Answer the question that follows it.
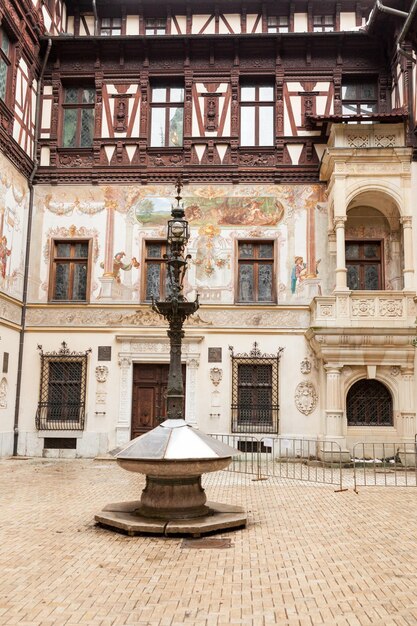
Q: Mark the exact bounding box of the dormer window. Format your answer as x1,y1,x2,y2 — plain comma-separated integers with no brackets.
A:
267,16,289,33
100,18,122,36
145,18,166,35
313,15,334,32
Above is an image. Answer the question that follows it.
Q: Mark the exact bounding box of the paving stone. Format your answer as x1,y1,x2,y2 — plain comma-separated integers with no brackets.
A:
1,459,417,625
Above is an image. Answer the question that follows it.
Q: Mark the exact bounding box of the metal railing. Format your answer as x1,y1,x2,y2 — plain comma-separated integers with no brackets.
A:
352,441,417,490
35,404,86,430
209,434,345,490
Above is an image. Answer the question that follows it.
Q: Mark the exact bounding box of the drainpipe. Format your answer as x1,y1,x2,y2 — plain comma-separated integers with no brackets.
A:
92,0,98,36
12,37,52,457
396,0,417,60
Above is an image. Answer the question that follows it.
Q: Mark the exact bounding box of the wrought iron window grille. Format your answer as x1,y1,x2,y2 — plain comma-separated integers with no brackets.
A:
36,342,92,431
347,379,393,426
229,342,284,434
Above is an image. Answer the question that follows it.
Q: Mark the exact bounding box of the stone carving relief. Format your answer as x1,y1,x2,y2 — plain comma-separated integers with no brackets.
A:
294,381,318,416
390,366,401,377
210,367,222,386
0,377,7,408
95,365,109,383
319,305,333,317
352,299,376,317
347,134,370,148
26,307,310,329
300,358,311,375
379,299,403,317
0,299,21,325
374,134,396,148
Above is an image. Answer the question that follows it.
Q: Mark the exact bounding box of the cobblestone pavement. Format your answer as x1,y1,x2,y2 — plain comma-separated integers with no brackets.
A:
1,458,417,626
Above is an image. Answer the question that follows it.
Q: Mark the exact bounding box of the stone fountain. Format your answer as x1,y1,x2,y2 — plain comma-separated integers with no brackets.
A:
95,180,246,536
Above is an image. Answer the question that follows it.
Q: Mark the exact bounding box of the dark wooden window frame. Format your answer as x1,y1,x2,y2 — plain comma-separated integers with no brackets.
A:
49,238,92,303
235,239,276,304
145,18,167,35
60,85,95,148
341,78,378,115
100,17,123,36
149,84,184,148
239,82,275,147
267,15,289,33
142,239,169,302
345,239,384,291
312,14,335,32
0,27,13,107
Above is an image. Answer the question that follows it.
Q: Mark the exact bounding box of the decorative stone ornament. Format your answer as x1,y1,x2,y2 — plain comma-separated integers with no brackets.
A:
295,381,318,415
300,357,311,375
95,365,109,383
210,367,222,386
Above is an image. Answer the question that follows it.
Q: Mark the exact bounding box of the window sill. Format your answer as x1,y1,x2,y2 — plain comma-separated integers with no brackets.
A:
37,430,84,438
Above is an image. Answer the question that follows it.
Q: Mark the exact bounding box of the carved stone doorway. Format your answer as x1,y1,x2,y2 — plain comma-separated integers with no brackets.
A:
131,363,186,438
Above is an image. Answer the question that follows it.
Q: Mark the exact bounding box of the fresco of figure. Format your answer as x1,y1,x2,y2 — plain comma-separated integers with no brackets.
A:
0,236,11,280
291,256,306,294
101,251,139,283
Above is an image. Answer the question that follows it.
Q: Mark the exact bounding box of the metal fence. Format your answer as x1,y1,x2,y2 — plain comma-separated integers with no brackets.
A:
209,433,345,491
352,441,417,490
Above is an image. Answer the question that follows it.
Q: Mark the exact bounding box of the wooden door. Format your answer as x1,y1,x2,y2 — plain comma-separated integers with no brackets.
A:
131,363,186,438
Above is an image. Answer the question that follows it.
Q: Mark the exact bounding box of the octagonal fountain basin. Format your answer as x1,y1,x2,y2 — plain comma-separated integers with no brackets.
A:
95,419,247,536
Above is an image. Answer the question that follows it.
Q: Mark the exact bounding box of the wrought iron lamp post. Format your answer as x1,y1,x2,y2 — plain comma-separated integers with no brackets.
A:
95,180,246,536
152,178,199,421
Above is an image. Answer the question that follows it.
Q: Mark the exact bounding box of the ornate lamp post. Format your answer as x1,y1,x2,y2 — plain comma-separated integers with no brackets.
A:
95,179,246,536
152,178,198,421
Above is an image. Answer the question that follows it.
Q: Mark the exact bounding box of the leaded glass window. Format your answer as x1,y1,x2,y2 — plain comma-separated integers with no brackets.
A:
313,15,334,32
62,87,95,148
144,241,171,301
237,241,274,303
0,28,11,102
346,240,382,290
50,240,90,302
267,16,289,33
150,86,184,147
240,84,274,146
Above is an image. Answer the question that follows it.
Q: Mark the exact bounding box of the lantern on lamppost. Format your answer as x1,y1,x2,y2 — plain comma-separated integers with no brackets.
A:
95,178,246,536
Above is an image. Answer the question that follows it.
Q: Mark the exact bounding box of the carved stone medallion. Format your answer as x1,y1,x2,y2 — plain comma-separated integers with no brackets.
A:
294,381,318,416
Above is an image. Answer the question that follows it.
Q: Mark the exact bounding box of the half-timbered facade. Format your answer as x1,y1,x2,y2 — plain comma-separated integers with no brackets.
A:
0,0,417,458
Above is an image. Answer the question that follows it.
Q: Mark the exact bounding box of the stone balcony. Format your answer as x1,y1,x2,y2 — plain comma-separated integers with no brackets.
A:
310,291,417,329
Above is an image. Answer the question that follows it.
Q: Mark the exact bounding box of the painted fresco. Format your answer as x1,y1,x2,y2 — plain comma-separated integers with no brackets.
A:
32,183,328,304
0,153,29,300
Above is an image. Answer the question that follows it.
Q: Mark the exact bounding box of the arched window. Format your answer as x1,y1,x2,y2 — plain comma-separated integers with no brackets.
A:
347,379,393,426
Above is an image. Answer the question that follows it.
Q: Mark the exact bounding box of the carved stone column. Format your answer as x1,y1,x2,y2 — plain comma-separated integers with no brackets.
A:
324,365,344,439
398,366,416,437
185,358,199,427
116,355,133,446
401,216,414,290
334,216,348,291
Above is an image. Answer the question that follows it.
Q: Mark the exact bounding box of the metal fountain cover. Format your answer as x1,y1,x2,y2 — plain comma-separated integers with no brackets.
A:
114,419,239,461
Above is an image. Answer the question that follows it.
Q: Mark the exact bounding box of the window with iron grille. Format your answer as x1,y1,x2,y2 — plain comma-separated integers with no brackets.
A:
313,15,334,32
143,240,173,301
49,240,90,302
145,18,167,35
0,28,11,103
267,16,289,33
62,86,95,148
230,343,283,433
237,241,275,303
347,379,393,426
100,17,122,36
150,85,184,147
36,343,91,431
341,80,378,116
240,84,274,147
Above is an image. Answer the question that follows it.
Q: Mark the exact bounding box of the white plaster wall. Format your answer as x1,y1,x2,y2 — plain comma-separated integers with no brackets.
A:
126,16,139,35
17,332,118,457
0,322,20,457
294,13,308,32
